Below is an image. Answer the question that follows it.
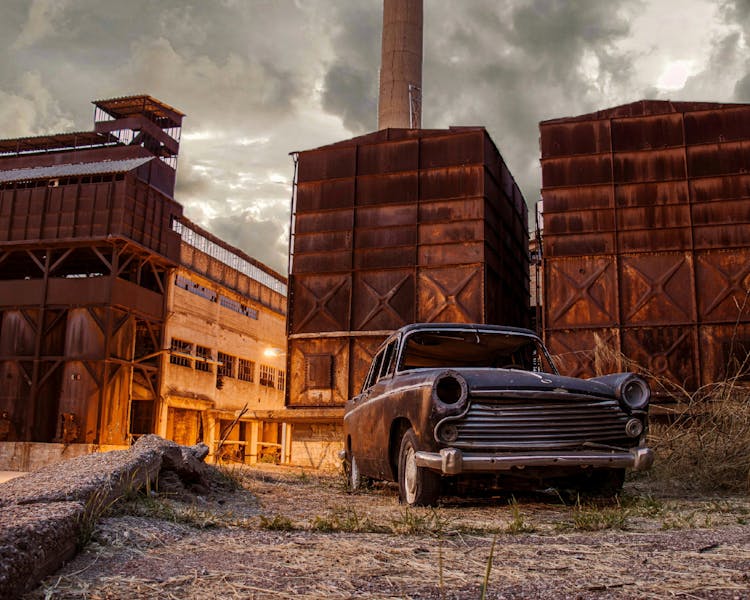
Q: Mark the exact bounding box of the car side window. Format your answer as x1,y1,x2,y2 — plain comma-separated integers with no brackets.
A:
379,341,398,380
363,350,384,392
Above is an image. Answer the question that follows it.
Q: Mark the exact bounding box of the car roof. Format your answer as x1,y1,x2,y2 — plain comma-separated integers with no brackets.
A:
377,323,540,351
396,323,539,337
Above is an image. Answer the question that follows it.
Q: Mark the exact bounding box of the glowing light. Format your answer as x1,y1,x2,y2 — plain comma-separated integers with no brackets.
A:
656,60,693,90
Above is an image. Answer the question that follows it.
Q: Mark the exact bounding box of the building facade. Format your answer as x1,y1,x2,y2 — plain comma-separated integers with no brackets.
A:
0,96,293,470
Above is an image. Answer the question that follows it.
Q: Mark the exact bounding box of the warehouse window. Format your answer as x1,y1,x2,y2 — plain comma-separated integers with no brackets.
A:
219,295,260,320
259,364,275,388
195,345,213,372
238,358,255,382
276,370,286,391
170,338,193,367
174,274,217,302
218,352,236,378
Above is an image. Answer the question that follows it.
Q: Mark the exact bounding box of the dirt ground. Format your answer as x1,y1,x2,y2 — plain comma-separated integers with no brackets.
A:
26,465,750,599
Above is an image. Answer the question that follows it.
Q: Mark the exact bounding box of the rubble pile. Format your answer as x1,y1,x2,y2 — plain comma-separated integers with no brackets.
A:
0,435,212,599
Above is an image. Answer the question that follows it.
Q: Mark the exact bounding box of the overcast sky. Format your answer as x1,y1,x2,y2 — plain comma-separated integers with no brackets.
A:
1,0,749,275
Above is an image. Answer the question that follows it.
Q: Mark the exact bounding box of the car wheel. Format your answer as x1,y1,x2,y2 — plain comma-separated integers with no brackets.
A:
578,468,625,498
398,429,440,506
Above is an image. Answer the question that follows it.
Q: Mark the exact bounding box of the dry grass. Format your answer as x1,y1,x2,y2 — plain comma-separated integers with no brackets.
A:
586,328,750,494
27,464,750,600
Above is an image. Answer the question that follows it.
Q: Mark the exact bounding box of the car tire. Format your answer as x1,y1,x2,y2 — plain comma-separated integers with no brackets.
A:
398,429,440,506
579,468,625,498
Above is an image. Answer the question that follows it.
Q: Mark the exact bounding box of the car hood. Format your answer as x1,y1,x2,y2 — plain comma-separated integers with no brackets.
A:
404,368,618,398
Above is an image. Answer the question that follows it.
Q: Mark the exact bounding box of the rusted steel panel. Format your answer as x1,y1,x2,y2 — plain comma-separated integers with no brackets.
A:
295,209,353,234
0,280,44,306
296,179,355,212
544,231,615,257
419,197,484,222
0,310,36,357
419,220,484,245
619,253,695,324
543,208,615,235
357,139,418,175
690,174,750,203
294,231,353,254
290,274,351,334
695,249,750,323
357,203,417,227
613,148,686,183
621,326,700,392
288,337,350,407
540,120,612,158
297,146,356,183
355,225,416,248
544,256,618,329
352,269,414,331
617,228,693,253
418,241,484,266
112,280,163,319
419,131,483,168
545,328,621,379
292,251,352,273
684,107,750,144
611,113,684,151
616,204,691,230
417,265,484,323
700,323,750,383
540,186,613,213
687,141,750,178
420,166,484,199
349,336,386,396
356,172,418,205
354,246,416,270
541,155,612,187
615,181,689,207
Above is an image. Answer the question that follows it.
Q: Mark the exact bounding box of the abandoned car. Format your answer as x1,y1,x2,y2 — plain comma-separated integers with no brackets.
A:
343,323,653,506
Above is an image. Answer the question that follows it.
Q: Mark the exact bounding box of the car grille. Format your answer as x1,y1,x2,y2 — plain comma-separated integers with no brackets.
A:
443,390,631,450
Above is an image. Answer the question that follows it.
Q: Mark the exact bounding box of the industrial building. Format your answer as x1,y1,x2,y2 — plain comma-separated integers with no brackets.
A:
540,100,750,395
283,0,530,464
0,95,291,470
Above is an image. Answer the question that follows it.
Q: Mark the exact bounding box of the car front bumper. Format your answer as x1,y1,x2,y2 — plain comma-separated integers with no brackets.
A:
414,447,654,475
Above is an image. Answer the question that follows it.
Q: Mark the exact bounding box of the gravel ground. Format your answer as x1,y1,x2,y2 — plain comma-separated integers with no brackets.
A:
26,465,750,599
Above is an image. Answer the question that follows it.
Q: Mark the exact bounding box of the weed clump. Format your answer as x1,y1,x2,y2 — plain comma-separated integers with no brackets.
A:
586,330,750,494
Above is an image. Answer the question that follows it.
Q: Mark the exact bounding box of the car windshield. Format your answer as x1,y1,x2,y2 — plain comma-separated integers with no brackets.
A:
400,330,556,373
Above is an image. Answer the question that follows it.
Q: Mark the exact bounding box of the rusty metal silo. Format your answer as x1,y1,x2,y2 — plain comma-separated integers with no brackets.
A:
287,127,529,409
540,100,750,395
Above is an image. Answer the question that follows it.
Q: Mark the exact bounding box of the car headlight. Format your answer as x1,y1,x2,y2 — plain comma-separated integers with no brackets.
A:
617,375,650,411
432,371,468,416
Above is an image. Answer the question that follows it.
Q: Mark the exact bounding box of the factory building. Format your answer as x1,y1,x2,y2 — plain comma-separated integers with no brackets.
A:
540,100,750,395
0,95,290,470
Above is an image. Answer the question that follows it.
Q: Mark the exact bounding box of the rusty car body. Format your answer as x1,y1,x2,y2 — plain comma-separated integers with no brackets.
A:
343,323,654,506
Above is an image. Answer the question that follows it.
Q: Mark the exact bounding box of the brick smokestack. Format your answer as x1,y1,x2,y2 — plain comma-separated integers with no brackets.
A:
378,0,423,129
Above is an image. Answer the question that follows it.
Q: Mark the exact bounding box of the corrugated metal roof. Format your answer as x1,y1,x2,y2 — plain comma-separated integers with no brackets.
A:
0,156,153,183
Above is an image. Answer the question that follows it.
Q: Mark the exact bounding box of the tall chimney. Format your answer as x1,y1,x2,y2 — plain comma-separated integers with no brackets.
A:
378,0,423,129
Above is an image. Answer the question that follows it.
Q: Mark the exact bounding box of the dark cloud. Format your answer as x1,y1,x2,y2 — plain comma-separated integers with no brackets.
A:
319,2,381,133
422,0,639,204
